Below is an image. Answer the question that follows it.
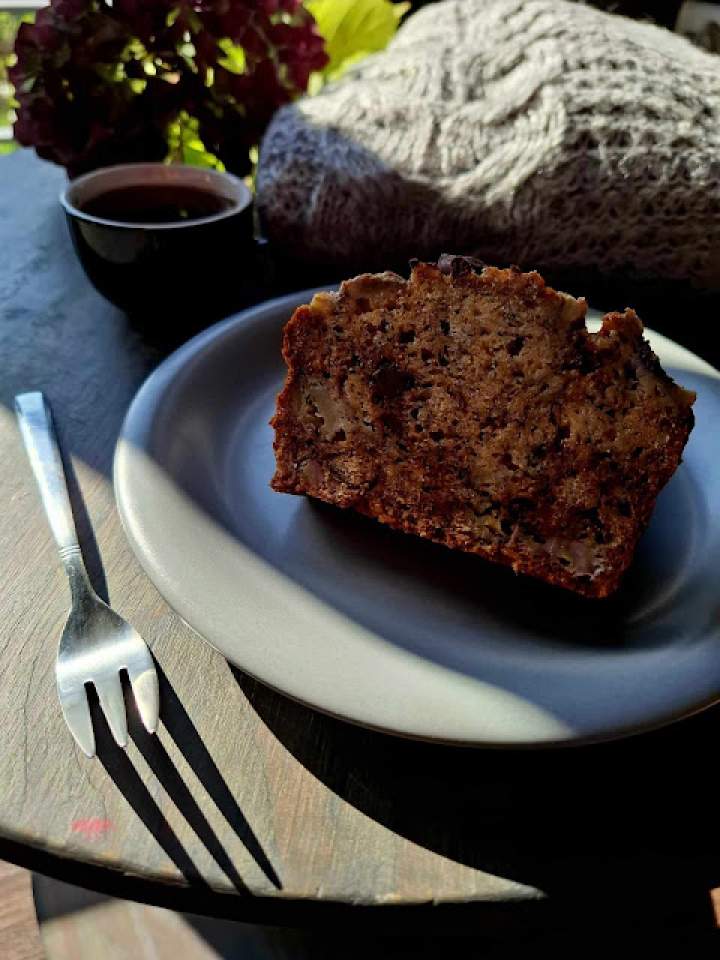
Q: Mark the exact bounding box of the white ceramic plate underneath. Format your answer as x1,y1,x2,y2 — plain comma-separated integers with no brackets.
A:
114,289,720,746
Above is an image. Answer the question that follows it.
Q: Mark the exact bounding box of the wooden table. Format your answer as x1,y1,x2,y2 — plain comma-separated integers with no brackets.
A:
2,148,720,935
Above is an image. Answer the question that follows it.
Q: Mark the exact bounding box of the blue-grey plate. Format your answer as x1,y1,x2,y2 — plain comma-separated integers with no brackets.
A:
114,289,720,746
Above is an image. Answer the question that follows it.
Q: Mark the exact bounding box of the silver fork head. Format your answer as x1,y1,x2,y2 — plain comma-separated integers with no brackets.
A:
57,594,159,758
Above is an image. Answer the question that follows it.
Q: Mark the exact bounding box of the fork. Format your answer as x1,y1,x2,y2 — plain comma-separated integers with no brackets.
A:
15,392,159,758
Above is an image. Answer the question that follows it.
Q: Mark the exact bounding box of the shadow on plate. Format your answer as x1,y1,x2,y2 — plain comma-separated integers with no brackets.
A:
294,466,698,652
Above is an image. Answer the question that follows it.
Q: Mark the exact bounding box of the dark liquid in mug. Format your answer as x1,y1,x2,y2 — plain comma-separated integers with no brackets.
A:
81,184,234,224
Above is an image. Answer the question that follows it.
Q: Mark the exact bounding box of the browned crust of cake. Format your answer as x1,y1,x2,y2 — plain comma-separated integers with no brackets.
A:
271,257,695,598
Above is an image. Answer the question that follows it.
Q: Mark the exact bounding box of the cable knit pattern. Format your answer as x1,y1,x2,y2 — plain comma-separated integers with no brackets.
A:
256,0,720,286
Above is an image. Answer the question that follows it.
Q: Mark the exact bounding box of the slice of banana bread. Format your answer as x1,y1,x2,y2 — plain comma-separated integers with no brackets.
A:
271,256,695,597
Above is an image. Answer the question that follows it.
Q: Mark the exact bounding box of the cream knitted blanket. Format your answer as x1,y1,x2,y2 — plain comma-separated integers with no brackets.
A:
256,0,720,286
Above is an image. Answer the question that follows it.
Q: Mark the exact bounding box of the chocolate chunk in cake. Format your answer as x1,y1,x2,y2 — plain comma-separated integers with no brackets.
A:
271,257,695,597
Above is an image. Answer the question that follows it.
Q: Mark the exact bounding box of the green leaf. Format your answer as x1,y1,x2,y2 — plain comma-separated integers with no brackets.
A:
217,39,245,76
307,0,409,81
166,111,224,170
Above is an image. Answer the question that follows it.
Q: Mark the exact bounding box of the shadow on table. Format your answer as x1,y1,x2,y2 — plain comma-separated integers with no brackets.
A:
92,689,210,888
183,915,720,959
33,875,720,959
91,664,280,894
152,665,280,890
232,666,720,930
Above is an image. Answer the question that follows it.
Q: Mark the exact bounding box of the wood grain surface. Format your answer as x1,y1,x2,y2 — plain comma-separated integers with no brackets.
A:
41,898,217,960
0,861,44,960
2,149,720,930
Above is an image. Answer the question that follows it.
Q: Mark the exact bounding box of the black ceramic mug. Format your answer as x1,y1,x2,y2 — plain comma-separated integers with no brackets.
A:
60,163,254,319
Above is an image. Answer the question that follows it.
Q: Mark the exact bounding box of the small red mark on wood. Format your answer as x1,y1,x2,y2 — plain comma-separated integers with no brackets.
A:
71,818,112,840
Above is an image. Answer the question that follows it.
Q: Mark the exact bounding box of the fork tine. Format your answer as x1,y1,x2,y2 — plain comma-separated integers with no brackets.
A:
127,652,160,734
59,684,96,758
94,673,128,748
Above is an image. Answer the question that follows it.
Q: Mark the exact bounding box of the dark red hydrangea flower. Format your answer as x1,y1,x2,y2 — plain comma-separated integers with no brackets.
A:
12,0,328,177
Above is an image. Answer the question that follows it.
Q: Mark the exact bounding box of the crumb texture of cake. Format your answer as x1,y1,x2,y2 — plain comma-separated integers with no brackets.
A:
271,257,695,597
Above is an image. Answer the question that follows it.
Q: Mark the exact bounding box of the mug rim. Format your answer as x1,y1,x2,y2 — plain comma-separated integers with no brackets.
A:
60,162,252,231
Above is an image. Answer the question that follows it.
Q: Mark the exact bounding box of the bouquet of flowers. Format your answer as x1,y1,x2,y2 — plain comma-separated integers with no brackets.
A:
9,0,407,178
